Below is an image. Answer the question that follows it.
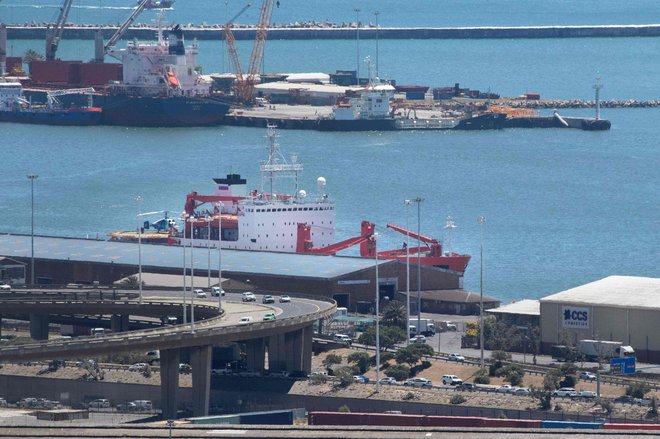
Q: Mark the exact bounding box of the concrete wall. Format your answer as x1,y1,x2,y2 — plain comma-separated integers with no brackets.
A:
540,302,660,362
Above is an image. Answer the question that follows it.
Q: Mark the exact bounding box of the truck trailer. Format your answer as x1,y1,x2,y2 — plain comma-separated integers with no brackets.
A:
409,318,436,336
578,340,635,361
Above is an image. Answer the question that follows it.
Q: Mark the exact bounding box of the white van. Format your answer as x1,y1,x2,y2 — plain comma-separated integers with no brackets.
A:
333,334,352,345
90,328,105,337
132,400,153,411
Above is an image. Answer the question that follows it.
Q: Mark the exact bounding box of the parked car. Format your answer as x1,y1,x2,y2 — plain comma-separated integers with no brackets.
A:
193,289,207,299
578,390,597,399
279,295,291,303
404,377,433,388
128,363,148,372
552,387,577,397
0,398,7,407
447,353,465,362
514,388,531,396
353,375,369,384
262,295,275,304
242,292,256,302
0,283,10,291
211,287,225,297
443,321,457,331
496,385,514,393
579,371,597,380
442,375,463,386
132,400,153,411
178,363,192,374
238,316,253,325
116,402,137,413
262,312,276,321
411,335,426,344
379,377,397,385
88,399,110,409
459,382,476,391
211,367,233,375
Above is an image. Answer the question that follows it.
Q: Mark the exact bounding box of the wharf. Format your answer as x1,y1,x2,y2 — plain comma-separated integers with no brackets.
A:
6,24,660,41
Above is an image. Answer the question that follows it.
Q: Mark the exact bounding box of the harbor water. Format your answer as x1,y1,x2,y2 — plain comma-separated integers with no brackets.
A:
0,6,659,304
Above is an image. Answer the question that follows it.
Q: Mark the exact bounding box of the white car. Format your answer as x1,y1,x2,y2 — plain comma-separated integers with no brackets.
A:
128,363,147,372
279,295,291,303
447,353,465,362
514,388,531,396
193,289,207,299
411,335,426,344
579,371,597,380
404,377,433,388
552,387,578,397
242,292,256,302
442,375,463,386
88,398,110,409
578,390,597,398
211,287,225,297
238,316,253,325
496,385,514,393
379,377,397,385
0,283,10,291
353,375,369,383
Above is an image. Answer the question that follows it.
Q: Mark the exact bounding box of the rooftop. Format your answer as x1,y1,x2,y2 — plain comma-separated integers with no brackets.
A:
540,276,660,311
400,289,500,304
0,234,388,280
486,299,540,316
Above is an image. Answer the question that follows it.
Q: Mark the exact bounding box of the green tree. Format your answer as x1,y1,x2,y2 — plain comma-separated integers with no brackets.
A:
543,369,561,391
23,49,44,64
358,326,406,350
322,353,342,368
450,394,466,404
384,364,410,381
409,343,434,357
626,382,650,399
333,366,355,388
381,300,407,329
347,351,371,374
395,346,421,368
483,316,520,351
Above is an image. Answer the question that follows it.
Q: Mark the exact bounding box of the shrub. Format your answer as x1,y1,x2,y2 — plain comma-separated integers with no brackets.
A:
559,374,576,388
385,364,410,381
333,366,355,388
309,374,328,385
419,360,432,370
450,394,466,405
380,352,395,363
596,398,614,416
543,369,561,391
473,373,490,385
142,364,152,378
506,370,523,386
338,404,351,412
322,353,342,368
626,382,650,399
402,392,418,401
347,351,371,374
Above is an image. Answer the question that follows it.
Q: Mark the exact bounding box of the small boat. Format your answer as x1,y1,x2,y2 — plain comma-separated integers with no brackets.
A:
141,0,174,9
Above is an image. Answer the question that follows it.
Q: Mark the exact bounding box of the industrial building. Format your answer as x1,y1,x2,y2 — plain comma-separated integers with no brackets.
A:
539,276,660,362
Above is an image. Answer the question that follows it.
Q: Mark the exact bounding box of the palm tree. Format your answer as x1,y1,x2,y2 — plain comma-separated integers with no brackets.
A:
381,300,407,329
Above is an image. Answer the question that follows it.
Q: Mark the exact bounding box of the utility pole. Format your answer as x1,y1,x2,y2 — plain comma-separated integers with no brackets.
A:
27,174,38,285
478,215,486,371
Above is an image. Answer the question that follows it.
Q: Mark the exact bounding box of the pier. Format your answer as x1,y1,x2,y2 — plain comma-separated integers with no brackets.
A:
5,24,660,40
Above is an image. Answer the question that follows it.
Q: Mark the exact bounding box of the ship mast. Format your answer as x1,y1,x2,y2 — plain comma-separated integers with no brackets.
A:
444,215,456,255
259,125,303,200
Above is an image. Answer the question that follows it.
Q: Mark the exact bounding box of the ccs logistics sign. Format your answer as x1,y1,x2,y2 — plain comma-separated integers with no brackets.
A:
562,306,590,329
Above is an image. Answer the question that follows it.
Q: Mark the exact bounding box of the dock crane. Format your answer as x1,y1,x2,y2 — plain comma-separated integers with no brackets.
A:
224,3,252,95
45,0,74,60
225,0,275,103
94,0,155,62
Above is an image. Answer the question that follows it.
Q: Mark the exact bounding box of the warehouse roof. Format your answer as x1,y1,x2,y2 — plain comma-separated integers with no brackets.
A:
0,234,389,280
487,299,540,316
400,289,500,304
540,276,660,311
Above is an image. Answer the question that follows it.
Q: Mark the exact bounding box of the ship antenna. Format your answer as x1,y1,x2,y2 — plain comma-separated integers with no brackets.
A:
260,124,303,200
155,10,165,44
593,77,602,121
444,215,456,255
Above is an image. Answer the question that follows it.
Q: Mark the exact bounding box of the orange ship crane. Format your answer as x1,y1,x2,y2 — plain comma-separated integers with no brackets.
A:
225,0,275,103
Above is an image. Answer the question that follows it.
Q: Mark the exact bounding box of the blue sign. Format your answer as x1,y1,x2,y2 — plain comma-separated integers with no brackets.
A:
610,357,636,375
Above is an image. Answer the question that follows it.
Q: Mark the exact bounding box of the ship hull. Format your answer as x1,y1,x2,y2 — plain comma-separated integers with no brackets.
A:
93,95,231,127
0,109,102,126
454,113,506,130
316,118,396,131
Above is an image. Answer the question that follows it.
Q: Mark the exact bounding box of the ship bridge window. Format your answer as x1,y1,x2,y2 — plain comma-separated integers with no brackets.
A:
288,208,292,211
277,208,282,211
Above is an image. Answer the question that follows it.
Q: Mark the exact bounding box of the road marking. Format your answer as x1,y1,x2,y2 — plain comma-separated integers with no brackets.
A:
206,430,247,435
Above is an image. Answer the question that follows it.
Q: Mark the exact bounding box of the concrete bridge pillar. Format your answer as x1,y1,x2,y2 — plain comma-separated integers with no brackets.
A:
283,326,314,374
301,325,313,374
29,314,49,340
267,334,287,372
159,348,180,420
190,345,212,417
244,338,265,372
110,314,130,333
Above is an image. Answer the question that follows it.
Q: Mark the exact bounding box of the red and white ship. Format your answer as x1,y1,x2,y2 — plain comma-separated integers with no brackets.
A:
113,125,470,273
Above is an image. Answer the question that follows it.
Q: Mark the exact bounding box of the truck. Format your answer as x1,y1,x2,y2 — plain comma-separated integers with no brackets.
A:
578,340,635,361
409,318,436,336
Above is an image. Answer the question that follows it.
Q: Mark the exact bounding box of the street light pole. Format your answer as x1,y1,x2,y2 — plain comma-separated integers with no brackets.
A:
404,199,411,345
27,174,38,286
374,11,380,78
354,8,360,83
207,216,211,289
216,202,223,312
374,232,381,393
412,197,423,332
182,222,187,324
136,195,143,304
190,218,195,333
478,215,486,371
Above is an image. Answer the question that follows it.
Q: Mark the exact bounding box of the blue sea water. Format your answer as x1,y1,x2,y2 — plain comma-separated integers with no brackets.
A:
0,3,659,304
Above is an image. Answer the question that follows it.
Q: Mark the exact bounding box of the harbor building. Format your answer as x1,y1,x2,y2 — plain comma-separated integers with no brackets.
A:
539,276,660,362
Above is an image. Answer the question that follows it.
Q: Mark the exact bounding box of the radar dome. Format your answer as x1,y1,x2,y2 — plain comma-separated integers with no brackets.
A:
298,190,307,198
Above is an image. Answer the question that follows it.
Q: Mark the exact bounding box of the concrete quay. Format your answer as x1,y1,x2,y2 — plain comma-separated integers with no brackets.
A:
6,24,660,40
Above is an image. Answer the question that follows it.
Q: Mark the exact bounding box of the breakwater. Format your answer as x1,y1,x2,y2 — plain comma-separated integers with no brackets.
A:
5,24,660,40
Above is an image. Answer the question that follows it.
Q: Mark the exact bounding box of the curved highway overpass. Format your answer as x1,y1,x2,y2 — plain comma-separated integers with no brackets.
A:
0,291,336,418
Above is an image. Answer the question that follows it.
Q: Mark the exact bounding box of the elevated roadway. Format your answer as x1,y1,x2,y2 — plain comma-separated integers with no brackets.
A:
0,291,335,418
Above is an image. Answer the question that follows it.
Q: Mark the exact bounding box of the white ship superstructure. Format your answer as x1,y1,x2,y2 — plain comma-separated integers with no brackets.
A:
175,125,335,252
